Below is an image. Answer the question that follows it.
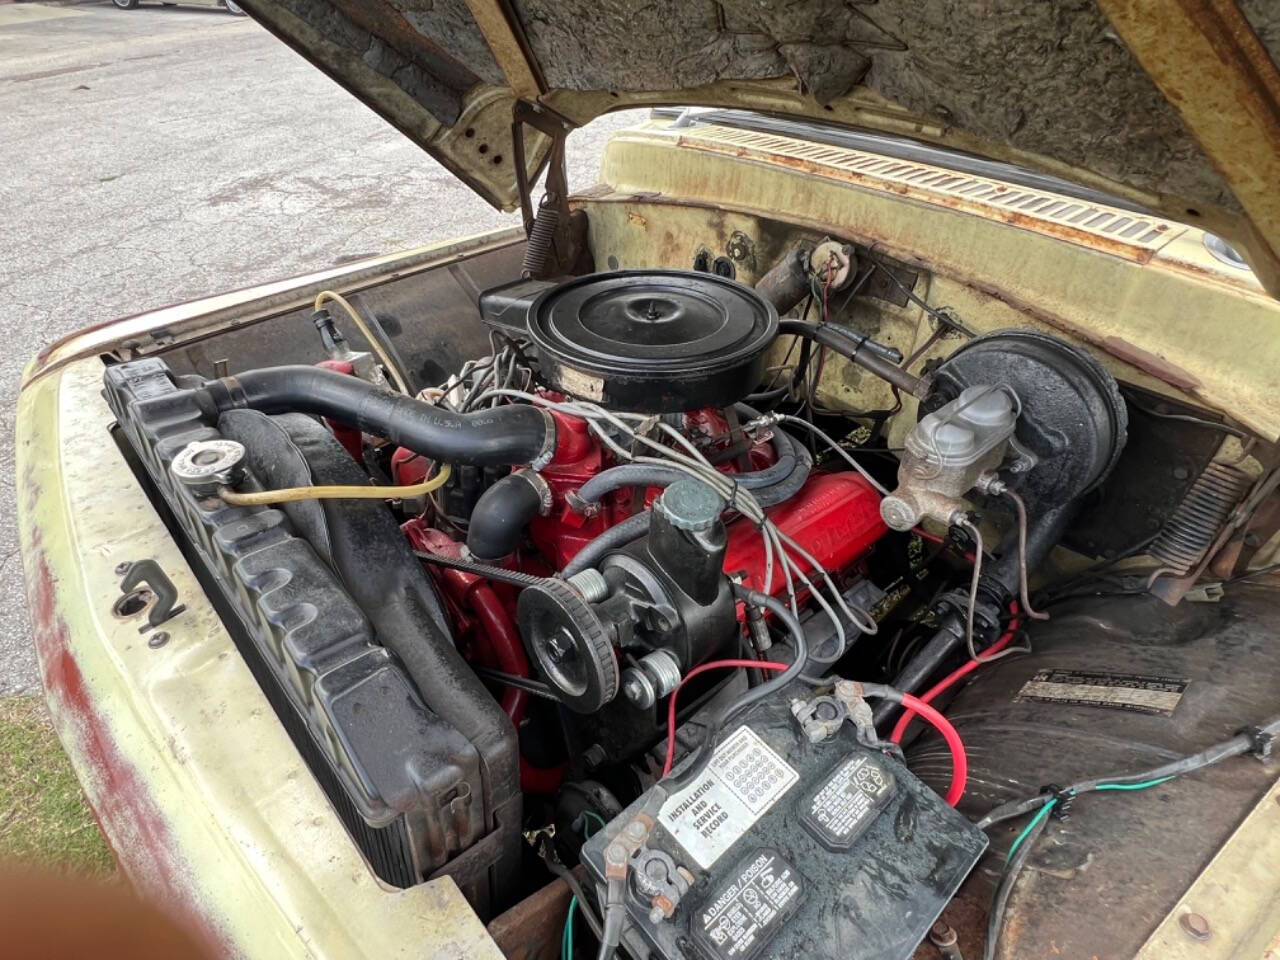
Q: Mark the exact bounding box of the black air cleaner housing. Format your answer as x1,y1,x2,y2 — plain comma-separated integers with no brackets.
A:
479,270,778,412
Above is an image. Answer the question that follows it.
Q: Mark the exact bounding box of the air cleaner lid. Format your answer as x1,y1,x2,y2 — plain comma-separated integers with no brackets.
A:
527,269,778,412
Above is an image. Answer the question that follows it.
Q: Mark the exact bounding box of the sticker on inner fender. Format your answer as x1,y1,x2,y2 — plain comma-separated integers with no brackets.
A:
1015,669,1190,716
659,725,799,870
694,848,803,960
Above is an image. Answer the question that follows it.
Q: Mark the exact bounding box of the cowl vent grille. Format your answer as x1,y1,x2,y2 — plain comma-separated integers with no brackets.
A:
667,125,1181,259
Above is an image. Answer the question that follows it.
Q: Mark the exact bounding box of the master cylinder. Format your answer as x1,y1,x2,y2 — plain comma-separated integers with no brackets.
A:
879,385,1020,531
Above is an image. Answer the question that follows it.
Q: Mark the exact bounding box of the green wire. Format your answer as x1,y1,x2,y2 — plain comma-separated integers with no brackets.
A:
561,896,578,960
1005,799,1055,864
1095,776,1174,792
563,812,604,959
1004,777,1173,865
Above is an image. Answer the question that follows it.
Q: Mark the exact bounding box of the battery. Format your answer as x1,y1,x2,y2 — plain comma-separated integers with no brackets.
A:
581,684,986,960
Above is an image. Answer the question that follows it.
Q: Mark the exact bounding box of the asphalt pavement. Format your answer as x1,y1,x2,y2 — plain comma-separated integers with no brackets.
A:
0,1,643,694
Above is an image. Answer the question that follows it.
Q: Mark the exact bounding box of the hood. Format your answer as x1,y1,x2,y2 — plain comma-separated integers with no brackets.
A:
237,0,1280,295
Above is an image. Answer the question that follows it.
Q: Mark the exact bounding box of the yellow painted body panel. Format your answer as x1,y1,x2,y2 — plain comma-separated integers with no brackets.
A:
17,356,503,959
23,225,526,394
1136,779,1280,960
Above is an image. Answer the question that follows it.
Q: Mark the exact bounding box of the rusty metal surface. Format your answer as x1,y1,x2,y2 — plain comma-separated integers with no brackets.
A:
1097,0,1280,292
486,875,573,960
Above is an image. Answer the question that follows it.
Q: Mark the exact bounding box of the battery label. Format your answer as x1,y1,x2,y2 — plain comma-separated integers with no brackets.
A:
1015,669,1190,716
694,848,803,960
799,754,893,850
659,725,799,870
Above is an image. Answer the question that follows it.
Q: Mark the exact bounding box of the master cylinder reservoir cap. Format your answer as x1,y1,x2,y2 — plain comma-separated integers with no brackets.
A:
655,479,724,532
171,439,246,496
956,384,1015,428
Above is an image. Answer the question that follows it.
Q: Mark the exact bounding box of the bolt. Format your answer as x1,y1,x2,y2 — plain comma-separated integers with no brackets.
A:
928,921,957,948
1179,912,1211,941
604,843,627,867
545,633,571,663
115,561,132,577
1173,466,1190,481
649,894,675,922
583,744,607,769
623,676,647,706
147,631,170,649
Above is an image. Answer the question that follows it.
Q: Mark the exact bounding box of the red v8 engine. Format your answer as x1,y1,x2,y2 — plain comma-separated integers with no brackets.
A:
397,270,888,770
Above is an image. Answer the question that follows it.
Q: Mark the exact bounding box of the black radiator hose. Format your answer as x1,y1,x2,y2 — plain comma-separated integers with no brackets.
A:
199,365,554,467
467,471,548,561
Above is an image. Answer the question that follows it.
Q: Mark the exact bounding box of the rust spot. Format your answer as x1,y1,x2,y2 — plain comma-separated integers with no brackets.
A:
627,211,648,228
487,873,574,959
25,528,233,959
676,136,1167,263
1100,336,1203,391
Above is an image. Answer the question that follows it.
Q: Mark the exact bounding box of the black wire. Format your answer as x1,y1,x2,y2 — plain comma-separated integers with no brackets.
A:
866,258,975,337
539,836,603,938
984,812,1049,960
1225,562,1280,585
1039,586,1144,609
1035,534,1157,604
751,316,806,402
978,712,1280,958
832,261,878,316
1122,390,1248,438
662,588,810,794
976,713,1280,829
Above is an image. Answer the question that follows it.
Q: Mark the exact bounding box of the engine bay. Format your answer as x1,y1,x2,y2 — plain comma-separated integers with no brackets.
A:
102,235,1280,959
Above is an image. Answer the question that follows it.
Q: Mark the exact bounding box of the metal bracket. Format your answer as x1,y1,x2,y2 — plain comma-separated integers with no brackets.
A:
1184,582,1225,603
510,99,574,233
119,559,186,633
1239,726,1275,762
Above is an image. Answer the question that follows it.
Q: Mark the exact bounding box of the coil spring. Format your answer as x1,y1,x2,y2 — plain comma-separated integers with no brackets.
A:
1149,462,1252,575
520,203,560,278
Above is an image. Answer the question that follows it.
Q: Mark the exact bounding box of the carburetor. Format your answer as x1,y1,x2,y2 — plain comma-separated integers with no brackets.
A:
879,385,1023,531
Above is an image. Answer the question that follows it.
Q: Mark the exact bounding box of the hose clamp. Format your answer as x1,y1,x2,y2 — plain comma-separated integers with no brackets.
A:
514,468,553,515
528,408,557,472
565,489,600,517
217,375,247,409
